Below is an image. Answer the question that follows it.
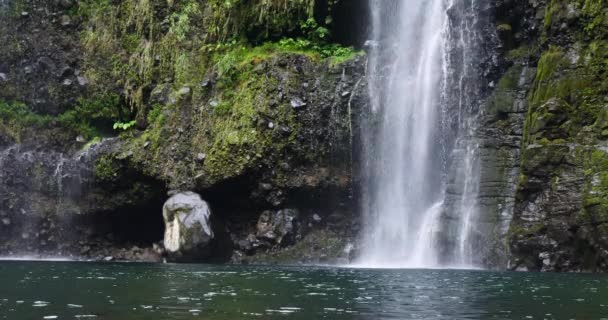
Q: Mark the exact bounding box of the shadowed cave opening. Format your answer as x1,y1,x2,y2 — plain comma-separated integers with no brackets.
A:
327,0,370,47
201,176,264,262
199,171,357,262
76,199,167,249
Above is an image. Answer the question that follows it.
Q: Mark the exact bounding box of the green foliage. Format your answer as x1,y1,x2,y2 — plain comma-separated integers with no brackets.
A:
78,0,359,123
0,101,55,142
95,155,121,182
580,0,608,35
212,101,232,116
204,40,359,91
205,0,315,42
270,17,359,62
169,1,201,41
113,120,137,131
61,93,128,137
544,0,608,37
146,104,164,124
300,18,331,42
73,94,126,123
0,93,127,140
275,38,360,62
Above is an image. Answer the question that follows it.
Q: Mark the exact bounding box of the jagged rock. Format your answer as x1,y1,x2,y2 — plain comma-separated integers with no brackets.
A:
77,76,88,86
256,209,299,246
178,87,191,97
539,252,552,271
514,265,529,272
59,15,71,27
150,84,171,105
290,97,307,109
163,192,214,261
237,239,253,252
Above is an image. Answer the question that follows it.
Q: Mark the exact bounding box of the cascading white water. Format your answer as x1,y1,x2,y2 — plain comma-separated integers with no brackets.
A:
358,0,482,268
358,0,450,268
444,0,483,267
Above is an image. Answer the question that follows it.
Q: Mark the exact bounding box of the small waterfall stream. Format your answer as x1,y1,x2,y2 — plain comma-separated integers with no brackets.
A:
358,0,484,268
0,140,115,257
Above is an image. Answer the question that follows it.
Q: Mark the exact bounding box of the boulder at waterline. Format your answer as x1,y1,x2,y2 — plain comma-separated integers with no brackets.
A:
163,192,213,261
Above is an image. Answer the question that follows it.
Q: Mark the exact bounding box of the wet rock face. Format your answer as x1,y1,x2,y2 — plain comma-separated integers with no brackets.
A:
0,142,105,253
505,0,608,272
227,206,357,265
256,209,300,246
438,0,608,271
0,139,166,258
163,192,214,261
452,62,535,269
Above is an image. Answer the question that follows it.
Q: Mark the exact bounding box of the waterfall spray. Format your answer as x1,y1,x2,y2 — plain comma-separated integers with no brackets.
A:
358,0,483,268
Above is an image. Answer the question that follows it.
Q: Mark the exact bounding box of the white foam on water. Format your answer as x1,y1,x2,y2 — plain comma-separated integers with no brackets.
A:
0,256,74,262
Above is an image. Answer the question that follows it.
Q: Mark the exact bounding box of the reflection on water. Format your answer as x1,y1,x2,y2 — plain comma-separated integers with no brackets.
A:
0,261,608,320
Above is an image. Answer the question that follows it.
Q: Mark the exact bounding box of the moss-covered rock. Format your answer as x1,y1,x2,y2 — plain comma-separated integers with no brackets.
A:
116,51,365,192
509,0,608,272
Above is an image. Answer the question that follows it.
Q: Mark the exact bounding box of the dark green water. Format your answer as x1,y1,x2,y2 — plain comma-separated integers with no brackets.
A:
1,261,608,320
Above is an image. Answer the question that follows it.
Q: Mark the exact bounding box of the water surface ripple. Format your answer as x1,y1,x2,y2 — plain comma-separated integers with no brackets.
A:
1,261,607,319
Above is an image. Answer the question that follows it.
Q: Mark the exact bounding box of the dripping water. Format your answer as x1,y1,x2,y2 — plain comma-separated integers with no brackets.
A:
0,140,115,256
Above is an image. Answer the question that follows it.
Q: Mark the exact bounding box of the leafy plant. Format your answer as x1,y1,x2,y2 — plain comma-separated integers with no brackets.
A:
0,94,130,139
170,2,201,41
300,18,330,42
113,120,137,131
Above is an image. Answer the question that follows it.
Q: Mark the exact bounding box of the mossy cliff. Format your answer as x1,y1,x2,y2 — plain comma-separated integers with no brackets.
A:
0,0,367,262
441,0,608,271
501,0,608,272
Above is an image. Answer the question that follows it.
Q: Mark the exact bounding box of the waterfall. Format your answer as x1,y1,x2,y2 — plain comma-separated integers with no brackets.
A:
357,0,483,268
